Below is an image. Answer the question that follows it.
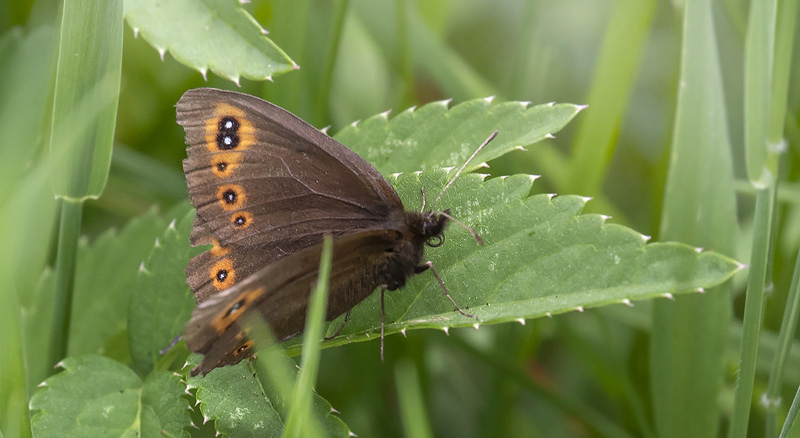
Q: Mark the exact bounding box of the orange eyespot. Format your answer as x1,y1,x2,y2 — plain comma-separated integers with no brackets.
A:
210,258,235,290
233,340,254,356
210,239,231,257
231,211,253,229
210,287,265,334
217,184,246,211
210,152,243,178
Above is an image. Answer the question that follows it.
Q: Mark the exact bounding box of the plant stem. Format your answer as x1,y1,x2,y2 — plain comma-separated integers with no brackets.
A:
48,199,82,371
729,186,775,438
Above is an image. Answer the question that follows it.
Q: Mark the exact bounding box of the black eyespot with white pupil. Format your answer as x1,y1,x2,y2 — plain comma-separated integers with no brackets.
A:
217,117,240,150
226,299,244,317
216,162,227,172
222,189,237,204
216,269,228,282
234,216,246,227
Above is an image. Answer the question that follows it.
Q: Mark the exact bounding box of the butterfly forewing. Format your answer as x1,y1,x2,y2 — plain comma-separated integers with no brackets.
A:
177,88,405,300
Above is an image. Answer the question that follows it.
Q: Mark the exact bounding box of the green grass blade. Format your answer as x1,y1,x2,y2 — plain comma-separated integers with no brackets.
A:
743,0,778,186
283,236,333,438
395,360,434,438
730,186,776,438
650,0,737,437
49,0,122,200
567,0,657,196
767,247,800,435
779,385,800,438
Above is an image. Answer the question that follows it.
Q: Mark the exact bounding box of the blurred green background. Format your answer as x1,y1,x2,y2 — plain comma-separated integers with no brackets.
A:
2,0,800,437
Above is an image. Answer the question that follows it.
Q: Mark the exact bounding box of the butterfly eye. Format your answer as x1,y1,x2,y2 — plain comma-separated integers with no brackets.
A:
426,235,444,248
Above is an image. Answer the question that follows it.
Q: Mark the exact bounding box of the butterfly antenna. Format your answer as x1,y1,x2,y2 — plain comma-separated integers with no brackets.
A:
431,130,498,209
439,211,484,246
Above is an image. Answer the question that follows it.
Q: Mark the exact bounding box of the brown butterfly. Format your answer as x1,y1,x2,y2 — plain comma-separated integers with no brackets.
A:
178,88,492,376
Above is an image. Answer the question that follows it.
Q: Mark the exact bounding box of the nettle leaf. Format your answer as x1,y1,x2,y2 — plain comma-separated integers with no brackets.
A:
129,205,197,376
185,354,350,438
277,170,741,350
70,208,169,360
123,0,297,84
335,98,585,175
30,356,191,437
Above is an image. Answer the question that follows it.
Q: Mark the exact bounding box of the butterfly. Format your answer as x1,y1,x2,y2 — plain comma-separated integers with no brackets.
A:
178,88,492,376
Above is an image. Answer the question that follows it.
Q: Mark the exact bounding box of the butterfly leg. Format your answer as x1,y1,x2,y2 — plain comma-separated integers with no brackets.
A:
324,311,351,341
422,261,479,320
380,287,387,362
160,334,183,355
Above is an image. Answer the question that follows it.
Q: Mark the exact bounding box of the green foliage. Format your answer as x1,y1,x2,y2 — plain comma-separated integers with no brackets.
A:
123,0,297,84
4,1,800,437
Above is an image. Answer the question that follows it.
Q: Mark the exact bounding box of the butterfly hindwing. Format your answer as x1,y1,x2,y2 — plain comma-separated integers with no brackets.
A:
185,230,403,376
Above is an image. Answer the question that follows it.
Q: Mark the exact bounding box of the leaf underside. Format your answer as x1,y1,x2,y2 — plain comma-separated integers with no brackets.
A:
124,0,297,84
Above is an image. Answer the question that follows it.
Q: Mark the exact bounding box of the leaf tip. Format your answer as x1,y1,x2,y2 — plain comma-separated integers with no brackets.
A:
545,312,553,318
133,27,139,38
436,98,453,108
442,326,450,336
331,407,340,414
351,119,361,128
54,360,65,369
546,101,556,107
544,133,556,139
154,237,161,248
37,380,47,388
640,234,652,242
265,75,273,82
168,219,177,230
391,172,403,179
694,247,704,253
400,328,407,337
736,262,748,272
484,96,495,104
576,306,585,313
621,298,633,307
546,193,556,200
473,323,480,330
515,318,525,326
349,431,359,437
663,292,675,301
575,103,589,112
199,67,208,81
157,47,166,61
696,287,705,294
477,162,490,169
519,100,531,108
320,125,331,135
365,332,370,338
581,196,593,203
380,109,392,119
138,261,148,273
514,145,527,152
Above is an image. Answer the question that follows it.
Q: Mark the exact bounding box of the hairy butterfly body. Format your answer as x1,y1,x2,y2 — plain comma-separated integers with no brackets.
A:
178,88,481,376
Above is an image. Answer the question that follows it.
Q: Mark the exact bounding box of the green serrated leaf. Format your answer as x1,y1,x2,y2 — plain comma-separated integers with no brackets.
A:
334,98,584,175
30,356,190,437
70,208,169,360
185,353,349,438
128,205,196,376
123,0,297,84
282,169,741,351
